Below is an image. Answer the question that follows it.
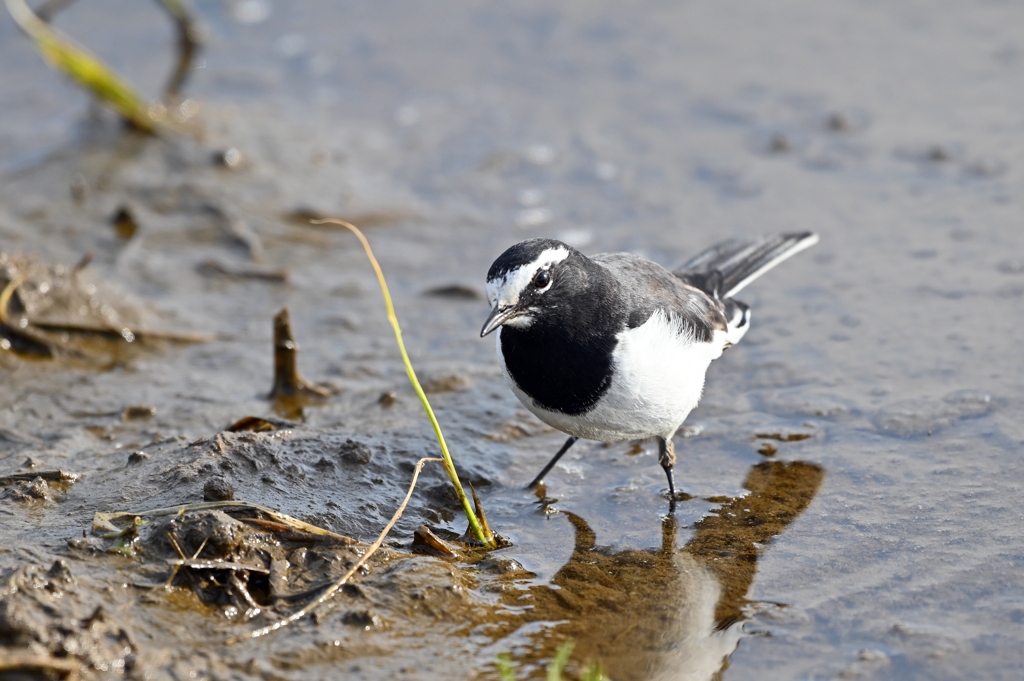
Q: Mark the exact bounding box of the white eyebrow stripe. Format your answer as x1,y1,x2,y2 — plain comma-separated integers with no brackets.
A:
486,247,570,307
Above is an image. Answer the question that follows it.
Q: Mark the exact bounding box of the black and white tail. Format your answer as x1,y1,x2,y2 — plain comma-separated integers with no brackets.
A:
676,232,819,345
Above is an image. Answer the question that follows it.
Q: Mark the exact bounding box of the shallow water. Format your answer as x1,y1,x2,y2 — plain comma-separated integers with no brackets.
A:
1,0,1023,679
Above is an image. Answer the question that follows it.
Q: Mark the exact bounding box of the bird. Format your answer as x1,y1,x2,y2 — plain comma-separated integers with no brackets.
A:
480,232,819,498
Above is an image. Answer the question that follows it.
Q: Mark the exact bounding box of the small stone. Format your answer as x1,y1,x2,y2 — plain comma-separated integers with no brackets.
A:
110,205,139,240
423,483,460,504
927,145,951,162
964,156,1006,178
46,559,74,588
67,537,103,552
378,391,396,407
422,284,481,299
342,610,382,628
203,477,235,501
122,406,156,421
478,556,528,574
825,112,851,131
422,375,469,393
859,649,889,662
16,479,50,500
127,451,149,465
339,439,372,465
822,109,870,133
214,147,244,169
768,133,792,152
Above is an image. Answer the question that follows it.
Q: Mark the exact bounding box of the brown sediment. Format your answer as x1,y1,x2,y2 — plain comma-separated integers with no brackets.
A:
755,433,813,442
226,416,285,433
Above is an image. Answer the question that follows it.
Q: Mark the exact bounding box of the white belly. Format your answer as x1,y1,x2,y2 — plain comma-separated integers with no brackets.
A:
497,311,726,442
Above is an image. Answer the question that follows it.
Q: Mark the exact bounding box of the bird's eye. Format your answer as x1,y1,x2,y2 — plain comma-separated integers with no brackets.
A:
533,270,551,288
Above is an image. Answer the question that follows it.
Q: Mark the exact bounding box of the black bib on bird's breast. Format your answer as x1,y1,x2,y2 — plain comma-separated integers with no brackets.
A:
500,326,616,416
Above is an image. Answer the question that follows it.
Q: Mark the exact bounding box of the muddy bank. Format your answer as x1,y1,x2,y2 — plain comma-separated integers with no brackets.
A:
0,417,826,680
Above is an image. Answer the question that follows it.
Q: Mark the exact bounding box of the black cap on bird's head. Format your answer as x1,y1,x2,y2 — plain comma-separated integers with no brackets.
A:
481,239,581,337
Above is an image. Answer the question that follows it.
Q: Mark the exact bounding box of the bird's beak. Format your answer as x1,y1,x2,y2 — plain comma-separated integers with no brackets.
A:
480,304,519,337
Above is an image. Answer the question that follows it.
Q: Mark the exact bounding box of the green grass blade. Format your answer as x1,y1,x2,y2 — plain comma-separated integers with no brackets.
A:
580,661,608,681
547,640,575,681
496,653,517,681
312,218,494,548
5,0,168,133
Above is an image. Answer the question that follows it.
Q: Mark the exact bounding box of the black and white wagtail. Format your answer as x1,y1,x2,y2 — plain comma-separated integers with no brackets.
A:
480,232,819,497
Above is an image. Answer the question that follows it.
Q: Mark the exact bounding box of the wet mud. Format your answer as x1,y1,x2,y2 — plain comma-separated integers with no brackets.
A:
2,0,1024,679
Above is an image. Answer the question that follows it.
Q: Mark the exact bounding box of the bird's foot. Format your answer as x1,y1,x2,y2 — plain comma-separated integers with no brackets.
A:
661,488,693,503
530,483,559,512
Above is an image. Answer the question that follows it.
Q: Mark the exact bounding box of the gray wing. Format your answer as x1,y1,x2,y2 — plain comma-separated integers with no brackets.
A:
593,253,728,344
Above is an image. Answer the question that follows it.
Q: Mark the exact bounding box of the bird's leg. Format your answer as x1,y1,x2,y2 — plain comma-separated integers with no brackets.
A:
527,436,578,488
658,436,678,499
661,513,678,553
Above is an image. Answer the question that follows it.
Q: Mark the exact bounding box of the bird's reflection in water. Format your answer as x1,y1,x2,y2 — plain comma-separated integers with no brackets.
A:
497,461,824,681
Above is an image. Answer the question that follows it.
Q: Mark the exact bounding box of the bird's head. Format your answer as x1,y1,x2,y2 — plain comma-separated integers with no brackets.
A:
480,238,582,337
